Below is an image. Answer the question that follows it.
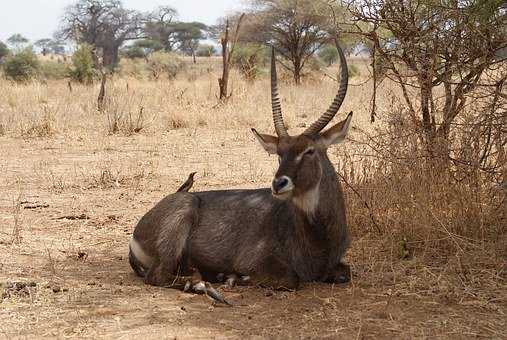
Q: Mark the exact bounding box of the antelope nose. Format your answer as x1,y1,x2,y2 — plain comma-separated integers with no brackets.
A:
272,176,293,194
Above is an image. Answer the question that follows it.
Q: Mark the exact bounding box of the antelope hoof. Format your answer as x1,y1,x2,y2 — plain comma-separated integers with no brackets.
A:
240,275,251,285
333,263,351,283
225,274,238,288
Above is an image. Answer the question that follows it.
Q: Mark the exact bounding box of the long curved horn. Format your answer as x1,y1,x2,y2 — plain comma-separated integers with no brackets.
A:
271,47,288,137
304,39,349,136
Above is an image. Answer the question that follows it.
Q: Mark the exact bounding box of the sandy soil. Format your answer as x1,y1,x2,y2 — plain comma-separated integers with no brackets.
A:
0,126,505,339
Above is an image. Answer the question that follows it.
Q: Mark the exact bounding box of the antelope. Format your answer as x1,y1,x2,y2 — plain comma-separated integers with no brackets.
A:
129,42,353,298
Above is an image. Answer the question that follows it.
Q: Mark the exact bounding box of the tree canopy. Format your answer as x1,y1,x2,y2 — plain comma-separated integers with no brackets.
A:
58,0,145,67
7,34,29,50
239,0,351,84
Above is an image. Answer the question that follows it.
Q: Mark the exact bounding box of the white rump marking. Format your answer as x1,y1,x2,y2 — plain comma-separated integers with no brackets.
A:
129,237,154,268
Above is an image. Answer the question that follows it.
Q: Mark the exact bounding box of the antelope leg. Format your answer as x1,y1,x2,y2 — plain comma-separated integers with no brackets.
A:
225,274,238,288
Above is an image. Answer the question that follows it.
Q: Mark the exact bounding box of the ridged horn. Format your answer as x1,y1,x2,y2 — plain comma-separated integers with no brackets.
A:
271,47,288,137
304,39,349,136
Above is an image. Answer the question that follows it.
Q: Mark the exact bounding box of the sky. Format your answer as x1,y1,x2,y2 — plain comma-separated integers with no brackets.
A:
0,0,244,42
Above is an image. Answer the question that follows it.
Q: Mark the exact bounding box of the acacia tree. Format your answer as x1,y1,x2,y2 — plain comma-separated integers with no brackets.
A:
244,0,346,84
35,39,66,56
347,0,505,158
58,0,144,68
144,6,179,52
7,34,29,51
144,8,208,58
173,22,208,62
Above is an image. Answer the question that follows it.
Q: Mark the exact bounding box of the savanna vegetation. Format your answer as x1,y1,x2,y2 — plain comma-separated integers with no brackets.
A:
0,0,505,338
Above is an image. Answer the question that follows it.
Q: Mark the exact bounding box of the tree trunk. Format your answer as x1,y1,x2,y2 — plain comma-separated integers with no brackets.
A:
218,14,245,102
102,44,120,69
219,20,230,101
97,72,107,112
293,56,302,85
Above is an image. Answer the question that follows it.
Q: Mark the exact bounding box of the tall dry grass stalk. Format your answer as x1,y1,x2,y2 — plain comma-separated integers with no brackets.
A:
0,56,503,265
0,57,375,138
338,99,506,264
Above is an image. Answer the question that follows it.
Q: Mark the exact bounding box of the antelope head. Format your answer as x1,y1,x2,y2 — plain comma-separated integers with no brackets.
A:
252,43,352,203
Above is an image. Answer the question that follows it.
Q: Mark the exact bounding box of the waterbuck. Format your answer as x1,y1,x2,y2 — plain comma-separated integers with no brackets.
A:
129,42,353,297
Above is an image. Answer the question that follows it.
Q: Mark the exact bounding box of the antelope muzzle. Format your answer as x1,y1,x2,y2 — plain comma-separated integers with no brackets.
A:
271,175,294,198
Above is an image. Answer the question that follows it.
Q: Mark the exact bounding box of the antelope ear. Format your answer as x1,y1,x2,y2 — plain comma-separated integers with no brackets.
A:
251,128,278,154
319,112,353,147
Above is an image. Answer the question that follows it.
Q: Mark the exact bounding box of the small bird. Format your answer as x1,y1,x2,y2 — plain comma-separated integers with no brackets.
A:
177,172,197,193
186,267,231,306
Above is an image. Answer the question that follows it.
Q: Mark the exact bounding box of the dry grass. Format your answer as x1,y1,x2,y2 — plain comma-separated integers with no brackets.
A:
0,57,504,339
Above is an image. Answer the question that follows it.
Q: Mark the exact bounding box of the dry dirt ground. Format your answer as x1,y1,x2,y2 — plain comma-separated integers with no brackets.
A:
0,127,505,339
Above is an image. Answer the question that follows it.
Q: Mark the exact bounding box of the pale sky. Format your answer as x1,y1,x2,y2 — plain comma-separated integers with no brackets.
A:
0,0,244,42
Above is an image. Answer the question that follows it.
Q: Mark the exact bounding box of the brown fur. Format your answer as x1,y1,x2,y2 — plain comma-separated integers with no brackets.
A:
129,114,353,289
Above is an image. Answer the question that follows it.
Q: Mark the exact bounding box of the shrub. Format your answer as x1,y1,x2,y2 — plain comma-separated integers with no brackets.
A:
342,97,505,260
69,44,96,84
318,44,338,66
146,52,184,80
104,94,152,136
348,64,360,78
3,48,39,82
0,41,10,61
20,106,57,138
39,60,68,80
305,55,323,72
118,58,147,79
196,44,216,57
122,45,146,59
231,44,267,80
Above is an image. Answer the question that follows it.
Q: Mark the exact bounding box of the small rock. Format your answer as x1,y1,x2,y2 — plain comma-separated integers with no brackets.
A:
77,251,88,260
2,281,37,298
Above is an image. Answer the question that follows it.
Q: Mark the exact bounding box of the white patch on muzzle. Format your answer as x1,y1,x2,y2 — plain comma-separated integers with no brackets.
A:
129,237,154,268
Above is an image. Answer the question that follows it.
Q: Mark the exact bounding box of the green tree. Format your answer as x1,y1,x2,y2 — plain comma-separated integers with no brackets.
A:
196,44,216,57
7,33,29,51
144,6,179,51
231,43,267,80
318,44,338,66
121,39,165,59
172,22,208,62
242,0,349,84
0,41,10,60
35,39,66,56
35,39,53,55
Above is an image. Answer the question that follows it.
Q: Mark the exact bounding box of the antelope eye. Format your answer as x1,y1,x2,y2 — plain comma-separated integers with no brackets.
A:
304,148,315,156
